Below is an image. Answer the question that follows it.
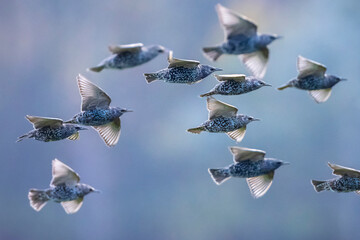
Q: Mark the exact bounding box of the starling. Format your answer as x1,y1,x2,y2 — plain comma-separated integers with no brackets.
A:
208,146,288,198
278,56,346,103
65,74,132,147
144,51,222,84
312,163,360,193
88,43,166,72
28,159,99,214
200,74,271,97
187,97,259,142
203,4,281,79
17,115,87,142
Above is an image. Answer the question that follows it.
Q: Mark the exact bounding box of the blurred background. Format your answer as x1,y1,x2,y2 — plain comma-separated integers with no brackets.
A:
1,0,360,239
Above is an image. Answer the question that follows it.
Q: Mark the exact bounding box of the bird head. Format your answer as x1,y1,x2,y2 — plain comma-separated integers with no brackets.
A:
258,34,281,46
200,65,223,78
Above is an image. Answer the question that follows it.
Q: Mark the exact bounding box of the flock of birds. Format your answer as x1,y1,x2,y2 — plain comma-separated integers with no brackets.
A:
18,4,357,214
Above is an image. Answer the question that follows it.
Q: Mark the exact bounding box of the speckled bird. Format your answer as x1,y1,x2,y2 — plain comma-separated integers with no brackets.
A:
278,56,346,103
28,159,99,214
17,115,87,142
65,74,132,147
200,74,271,97
312,163,360,193
144,51,222,84
187,97,258,142
208,146,288,198
203,4,281,79
88,43,166,72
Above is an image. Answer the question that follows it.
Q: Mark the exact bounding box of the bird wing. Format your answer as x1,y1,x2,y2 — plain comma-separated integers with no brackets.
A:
239,47,269,79
226,127,247,142
108,43,143,54
328,162,360,177
50,159,80,187
229,146,266,162
26,115,63,129
77,74,111,111
308,88,332,103
61,198,84,214
167,51,200,68
206,96,238,120
216,4,257,40
297,55,327,78
92,118,121,147
246,171,274,198
214,74,246,82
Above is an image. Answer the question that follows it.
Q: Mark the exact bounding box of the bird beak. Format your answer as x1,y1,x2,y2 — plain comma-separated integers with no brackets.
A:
264,83,272,87
81,127,88,131
275,35,283,39
93,189,101,193
215,68,223,71
340,78,347,81
282,162,290,165
124,109,133,113
252,118,261,121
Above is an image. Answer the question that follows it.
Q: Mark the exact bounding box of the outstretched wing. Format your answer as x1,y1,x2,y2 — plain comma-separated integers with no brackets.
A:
167,51,200,69
239,47,269,79
229,146,266,162
26,115,63,129
206,97,238,120
214,74,246,82
297,56,327,78
50,159,80,187
77,74,111,111
216,4,257,40
108,43,143,54
328,162,360,178
92,118,121,147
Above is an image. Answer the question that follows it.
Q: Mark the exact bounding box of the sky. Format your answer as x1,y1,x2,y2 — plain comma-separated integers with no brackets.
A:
1,0,360,239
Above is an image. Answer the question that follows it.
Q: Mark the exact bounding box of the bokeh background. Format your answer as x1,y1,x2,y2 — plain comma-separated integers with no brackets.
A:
1,0,360,239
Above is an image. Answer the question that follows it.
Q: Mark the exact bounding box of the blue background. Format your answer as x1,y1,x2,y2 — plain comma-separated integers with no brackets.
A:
1,0,360,239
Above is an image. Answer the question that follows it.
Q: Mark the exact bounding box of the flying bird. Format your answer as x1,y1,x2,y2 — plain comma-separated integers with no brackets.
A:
208,146,288,198
65,75,132,147
278,56,346,103
88,43,166,72
28,159,99,214
312,163,360,193
144,51,222,84
187,97,259,142
200,74,271,97
17,115,87,142
203,4,281,79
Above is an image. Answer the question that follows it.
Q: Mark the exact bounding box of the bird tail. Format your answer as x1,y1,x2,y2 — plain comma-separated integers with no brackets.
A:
28,189,50,211
202,46,223,61
17,132,33,142
277,80,295,90
311,180,328,192
144,73,158,83
200,92,214,97
208,168,231,185
87,65,105,72
187,126,205,134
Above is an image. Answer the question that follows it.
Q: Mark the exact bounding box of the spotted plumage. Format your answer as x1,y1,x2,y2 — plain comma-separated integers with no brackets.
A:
28,159,99,214
17,115,87,142
312,163,360,193
208,147,288,198
187,97,258,142
278,56,345,103
200,74,271,97
202,4,280,78
65,74,131,147
88,43,166,72
144,51,222,84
